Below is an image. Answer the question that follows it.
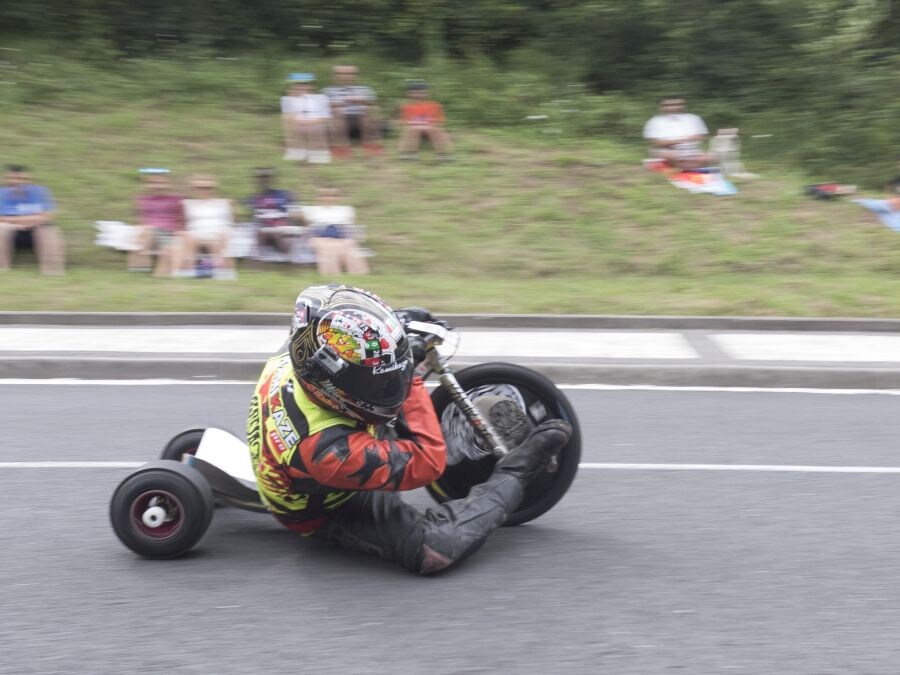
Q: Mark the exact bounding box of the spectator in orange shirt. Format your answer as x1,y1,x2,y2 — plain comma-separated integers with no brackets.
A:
398,82,453,161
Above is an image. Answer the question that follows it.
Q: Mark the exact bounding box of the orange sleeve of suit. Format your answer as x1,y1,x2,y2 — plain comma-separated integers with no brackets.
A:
294,377,447,491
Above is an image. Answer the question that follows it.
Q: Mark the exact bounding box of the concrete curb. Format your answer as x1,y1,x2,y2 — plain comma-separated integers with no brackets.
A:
2,311,900,332
0,312,289,327
5,357,900,389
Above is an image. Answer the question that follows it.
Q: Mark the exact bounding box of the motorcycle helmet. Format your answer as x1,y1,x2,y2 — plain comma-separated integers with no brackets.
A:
288,284,414,424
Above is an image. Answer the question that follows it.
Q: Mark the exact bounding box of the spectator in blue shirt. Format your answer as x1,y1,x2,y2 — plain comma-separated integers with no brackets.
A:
246,167,300,254
0,165,65,274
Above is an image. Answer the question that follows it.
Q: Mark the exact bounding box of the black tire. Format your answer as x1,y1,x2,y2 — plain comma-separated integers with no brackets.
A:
110,460,215,559
427,362,581,526
160,428,206,461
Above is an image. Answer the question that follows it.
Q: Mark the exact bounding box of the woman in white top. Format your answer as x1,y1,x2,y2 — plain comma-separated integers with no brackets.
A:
177,175,236,279
281,73,332,164
301,187,369,276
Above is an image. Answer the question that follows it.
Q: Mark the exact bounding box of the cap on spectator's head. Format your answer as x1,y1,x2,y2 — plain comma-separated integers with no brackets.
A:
254,167,276,178
138,167,170,175
407,80,429,92
287,72,316,83
5,164,27,173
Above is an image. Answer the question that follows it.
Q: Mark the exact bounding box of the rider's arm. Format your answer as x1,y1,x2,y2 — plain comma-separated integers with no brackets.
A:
295,377,446,491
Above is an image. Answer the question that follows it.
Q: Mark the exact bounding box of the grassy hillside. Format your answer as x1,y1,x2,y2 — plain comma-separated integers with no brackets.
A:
2,51,899,315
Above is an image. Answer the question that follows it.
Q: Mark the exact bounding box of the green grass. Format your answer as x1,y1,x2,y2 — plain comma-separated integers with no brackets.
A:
10,267,900,316
2,51,899,316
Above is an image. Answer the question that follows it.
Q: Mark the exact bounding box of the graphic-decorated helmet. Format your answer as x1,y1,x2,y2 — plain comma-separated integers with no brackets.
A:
289,284,413,424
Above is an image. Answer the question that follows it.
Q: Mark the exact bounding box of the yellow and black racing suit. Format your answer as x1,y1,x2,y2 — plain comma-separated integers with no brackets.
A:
247,352,529,574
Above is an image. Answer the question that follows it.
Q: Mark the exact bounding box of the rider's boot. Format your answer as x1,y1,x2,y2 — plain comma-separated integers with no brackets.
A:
475,394,535,448
474,394,572,482
493,419,572,484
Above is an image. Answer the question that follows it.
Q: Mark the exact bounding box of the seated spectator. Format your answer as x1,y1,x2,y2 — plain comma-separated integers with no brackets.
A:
0,165,65,275
301,187,369,276
177,175,236,279
281,73,332,164
398,82,454,161
643,96,716,170
323,65,383,158
246,167,300,254
130,168,184,277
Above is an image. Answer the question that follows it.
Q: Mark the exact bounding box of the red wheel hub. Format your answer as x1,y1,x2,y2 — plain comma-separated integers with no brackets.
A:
131,489,184,539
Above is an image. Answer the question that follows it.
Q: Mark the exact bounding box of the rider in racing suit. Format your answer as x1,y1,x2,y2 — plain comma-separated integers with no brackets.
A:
247,284,571,575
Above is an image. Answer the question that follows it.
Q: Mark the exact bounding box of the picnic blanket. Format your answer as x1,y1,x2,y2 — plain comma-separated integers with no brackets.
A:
94,221,256,258
645,159,738,196
854,199,900,232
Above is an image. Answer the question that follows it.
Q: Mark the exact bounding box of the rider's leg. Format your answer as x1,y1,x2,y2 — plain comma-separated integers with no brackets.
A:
316,420,571,575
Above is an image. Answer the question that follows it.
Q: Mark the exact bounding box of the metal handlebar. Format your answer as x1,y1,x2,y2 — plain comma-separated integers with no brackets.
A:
421,347,509,457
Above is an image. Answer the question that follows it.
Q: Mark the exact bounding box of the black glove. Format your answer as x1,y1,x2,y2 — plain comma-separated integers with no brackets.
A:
394,307,450,330
407,334,429,368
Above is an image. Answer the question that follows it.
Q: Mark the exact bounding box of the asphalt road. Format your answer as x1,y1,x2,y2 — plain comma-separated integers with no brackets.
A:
3,383,900,673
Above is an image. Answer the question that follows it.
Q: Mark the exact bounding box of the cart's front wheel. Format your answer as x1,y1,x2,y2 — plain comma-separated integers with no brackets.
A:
110,460,215,559
427,362,581,526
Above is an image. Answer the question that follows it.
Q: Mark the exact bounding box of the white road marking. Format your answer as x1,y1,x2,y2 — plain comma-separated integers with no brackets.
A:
0,327,287,354
3,379,900,396
713,333,900,362
0,462,144,468
0,328,699,360
579,463,900,474
0,379,256,385
3,461,900,475
444,331,698,360
558,384,900,395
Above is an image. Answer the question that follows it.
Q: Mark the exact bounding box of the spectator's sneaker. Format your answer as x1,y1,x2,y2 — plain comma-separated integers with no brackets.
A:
308,150,331,164
283,149,307,161
475,395,535,449
127,266,151,273
174,269,196,279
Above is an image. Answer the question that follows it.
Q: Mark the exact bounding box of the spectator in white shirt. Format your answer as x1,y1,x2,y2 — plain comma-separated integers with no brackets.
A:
177,175,236,279
643,96,716,170
301,187,369,276
281,73,332,164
